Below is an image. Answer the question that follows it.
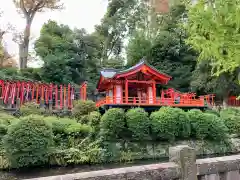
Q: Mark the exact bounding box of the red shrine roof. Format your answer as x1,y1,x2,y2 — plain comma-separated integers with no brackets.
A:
97,59,172,91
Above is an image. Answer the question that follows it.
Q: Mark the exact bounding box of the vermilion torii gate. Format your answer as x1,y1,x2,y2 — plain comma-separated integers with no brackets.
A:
0,80,87,109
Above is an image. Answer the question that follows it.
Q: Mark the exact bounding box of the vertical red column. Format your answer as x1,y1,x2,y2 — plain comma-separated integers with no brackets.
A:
31,83,35,101
70,85,74,109
60,85,63,109
67,84,71,109
0,80,5,98
125,79,128,103
55,85,58,109
49,83,53,102
20,82,25,105
36,84,39,104
45,85,49,105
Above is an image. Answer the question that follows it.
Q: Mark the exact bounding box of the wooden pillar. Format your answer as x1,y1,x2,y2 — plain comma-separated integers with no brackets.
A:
152,80,156,104
115,84,122,104
125,79,128,103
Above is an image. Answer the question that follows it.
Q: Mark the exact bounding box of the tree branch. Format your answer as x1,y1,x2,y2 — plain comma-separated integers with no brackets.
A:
20,0,28,18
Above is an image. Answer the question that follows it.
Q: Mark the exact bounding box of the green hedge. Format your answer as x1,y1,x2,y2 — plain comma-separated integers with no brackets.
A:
72,100,96,122
100,108,126,141
126,108,150,141
150,107,191,141
3,115,53,168
188,109,228,141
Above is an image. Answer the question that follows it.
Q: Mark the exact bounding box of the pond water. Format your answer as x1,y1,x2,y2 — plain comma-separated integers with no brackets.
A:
0,152,238,180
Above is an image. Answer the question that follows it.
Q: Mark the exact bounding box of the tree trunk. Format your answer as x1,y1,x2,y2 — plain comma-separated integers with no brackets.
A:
19,18,32,69
223,95,229,109
19,42,29,69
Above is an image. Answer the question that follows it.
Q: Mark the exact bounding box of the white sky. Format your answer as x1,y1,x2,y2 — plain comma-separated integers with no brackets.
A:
1,0,108,57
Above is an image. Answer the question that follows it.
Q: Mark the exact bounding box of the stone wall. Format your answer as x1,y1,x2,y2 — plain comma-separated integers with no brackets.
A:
24,145,240,180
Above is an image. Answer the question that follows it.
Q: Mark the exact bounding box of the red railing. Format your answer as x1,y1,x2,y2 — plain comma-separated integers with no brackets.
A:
96,96,205,107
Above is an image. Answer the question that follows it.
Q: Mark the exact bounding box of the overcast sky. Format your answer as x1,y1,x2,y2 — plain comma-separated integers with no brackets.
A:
1,0,108,57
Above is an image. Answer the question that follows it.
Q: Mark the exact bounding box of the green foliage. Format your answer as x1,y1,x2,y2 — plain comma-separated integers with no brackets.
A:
100,108,125,140
184,0,240,75
126,4,196,92
188,109,228,140
126,31,152,66
20,102,44,116
49,140,104,166
3,115,53,168
220,108,240,135
35,20,100,89
205,109,220,116
0,113,18,126
125,108,150,141
150,107,190,141
88,111,101,127
44,116,77,134
72,100,96,122
64,124,92,138
190,61,240,101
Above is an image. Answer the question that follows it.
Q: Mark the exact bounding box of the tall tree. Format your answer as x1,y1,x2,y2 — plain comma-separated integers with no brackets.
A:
35,21,100,90
13,0,63,69
95,0,151,65
191,61,240,105
184,0,240,75
126,4,196,92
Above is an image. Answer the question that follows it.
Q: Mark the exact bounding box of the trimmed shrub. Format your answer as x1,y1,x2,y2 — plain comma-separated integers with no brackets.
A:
0,113,18,126
205,113,229,141
205,109,220,116
150,107,190,141
188,109,209,139
79,115,89,124
100,108,125,140
89,111,101,127
126,108,150,141
220,108,240,135
3,115,53,168
44,116,77,134
20,102,44,116
64,124,92,138
188,109,228,140
72,100,96,122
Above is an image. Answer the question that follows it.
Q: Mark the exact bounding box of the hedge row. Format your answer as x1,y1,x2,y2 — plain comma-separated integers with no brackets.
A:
100,107,229,142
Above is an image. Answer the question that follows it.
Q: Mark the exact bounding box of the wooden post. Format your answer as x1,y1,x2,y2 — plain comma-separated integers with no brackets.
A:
36,84,39,104
125,79,128,103
60,85,63,109
68,84,71,109
152,80,156,104
55,85,58,109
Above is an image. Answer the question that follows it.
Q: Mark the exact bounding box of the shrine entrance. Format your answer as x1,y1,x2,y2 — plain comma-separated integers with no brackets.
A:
125,81,154,104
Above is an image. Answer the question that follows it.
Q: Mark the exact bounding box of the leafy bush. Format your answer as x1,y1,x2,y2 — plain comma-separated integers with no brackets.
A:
0,113,18,126
64,124,92,138
100,108,126,140
44,116,77,134
79,115,89,124
72,100,96,121
20,102,44,116
205,113,229,141
188,109,228,140
205,109,220,116
0,124,7,135
125,108,150,141
89,111,101,127
3,115,53,168
220,108,240,134
150,107,190,141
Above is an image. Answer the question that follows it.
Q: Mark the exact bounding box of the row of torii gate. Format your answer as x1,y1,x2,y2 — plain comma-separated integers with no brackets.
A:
0,80,87,109
0,80,215,110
